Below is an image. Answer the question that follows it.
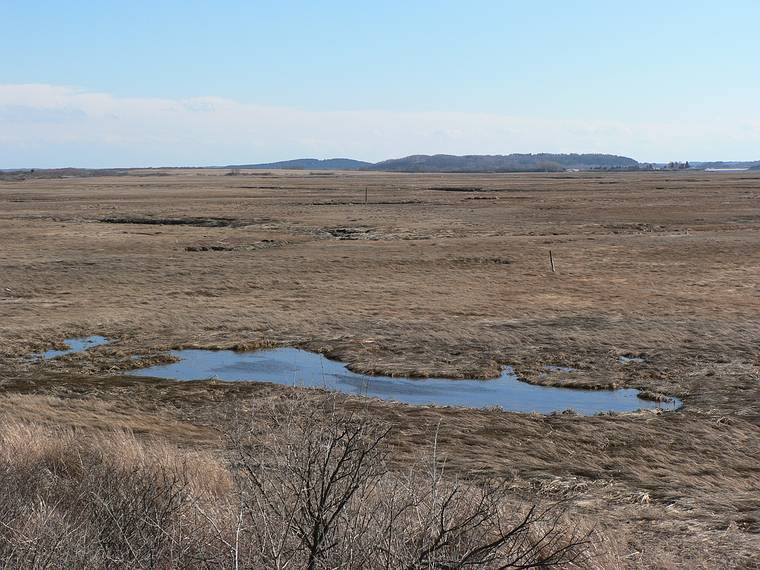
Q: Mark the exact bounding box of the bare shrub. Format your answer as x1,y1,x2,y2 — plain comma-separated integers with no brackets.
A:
225,398,392,569
227,397,595,569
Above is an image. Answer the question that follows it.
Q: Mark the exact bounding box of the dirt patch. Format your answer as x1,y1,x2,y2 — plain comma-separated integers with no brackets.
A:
604,223,678,234
429,186,483,192
450,256,512,265
299,200,426,206
185,240,287,252
321,226,376,240
236,185,286,189
100,215,270,228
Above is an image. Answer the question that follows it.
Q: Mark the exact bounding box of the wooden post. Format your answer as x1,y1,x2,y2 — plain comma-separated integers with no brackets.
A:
549,250,555,273
364,187,368,205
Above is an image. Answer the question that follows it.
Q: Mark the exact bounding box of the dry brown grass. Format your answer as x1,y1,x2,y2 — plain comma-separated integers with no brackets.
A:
1,169,759,567
0,416,230,567
0,397,615,569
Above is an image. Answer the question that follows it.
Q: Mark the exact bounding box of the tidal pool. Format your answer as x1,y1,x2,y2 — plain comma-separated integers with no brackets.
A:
129,347,681,415
37,336,109,359
543,365,577,373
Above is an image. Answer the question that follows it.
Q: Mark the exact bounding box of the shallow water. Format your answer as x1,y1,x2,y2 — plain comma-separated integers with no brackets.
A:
129,348,681,414
543,365,576,373
619,355,646,364
38,336,109,359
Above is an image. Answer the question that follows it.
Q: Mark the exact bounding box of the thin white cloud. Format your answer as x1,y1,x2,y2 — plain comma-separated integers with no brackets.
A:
0,84,757,168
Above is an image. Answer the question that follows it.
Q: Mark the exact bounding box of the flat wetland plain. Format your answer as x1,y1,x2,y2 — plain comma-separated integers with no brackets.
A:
1,169,759,567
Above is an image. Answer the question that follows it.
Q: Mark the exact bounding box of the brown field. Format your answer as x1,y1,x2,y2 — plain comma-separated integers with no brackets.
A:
1,169,759,567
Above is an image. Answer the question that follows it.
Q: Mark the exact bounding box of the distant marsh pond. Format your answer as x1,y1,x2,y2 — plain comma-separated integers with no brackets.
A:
33,338,680,414
129,347,681,415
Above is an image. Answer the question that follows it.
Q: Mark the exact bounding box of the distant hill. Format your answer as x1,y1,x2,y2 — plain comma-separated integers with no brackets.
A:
691,161,760,170
229,158,372,170
368,153,638,172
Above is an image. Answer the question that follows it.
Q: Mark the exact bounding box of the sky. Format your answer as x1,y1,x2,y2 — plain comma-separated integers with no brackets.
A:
1,0,759,168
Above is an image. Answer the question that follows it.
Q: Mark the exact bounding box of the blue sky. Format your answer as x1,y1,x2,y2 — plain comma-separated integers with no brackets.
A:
2,0,759,167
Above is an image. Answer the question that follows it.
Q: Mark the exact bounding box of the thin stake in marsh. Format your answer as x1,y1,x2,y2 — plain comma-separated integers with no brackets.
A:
549,250,556,273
